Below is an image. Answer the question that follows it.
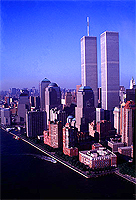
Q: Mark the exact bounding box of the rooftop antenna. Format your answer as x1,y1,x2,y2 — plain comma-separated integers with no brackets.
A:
87,17,89,36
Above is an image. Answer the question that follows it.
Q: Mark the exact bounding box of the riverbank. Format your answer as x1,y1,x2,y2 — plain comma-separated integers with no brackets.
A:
115,169,136,184
1,127,89,178
1,127,136,183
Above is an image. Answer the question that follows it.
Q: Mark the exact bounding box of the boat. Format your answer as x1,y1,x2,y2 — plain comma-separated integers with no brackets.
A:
41,155,57,163
6,128,11,132
13,136,20,140
36,155,57,163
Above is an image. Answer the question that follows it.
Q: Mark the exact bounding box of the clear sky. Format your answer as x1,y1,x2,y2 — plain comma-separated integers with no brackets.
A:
1,0,135,91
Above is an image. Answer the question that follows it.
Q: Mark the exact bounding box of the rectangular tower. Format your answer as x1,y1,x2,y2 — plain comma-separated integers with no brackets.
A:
81,36,98,107
26,111,47,138
100,31,119,111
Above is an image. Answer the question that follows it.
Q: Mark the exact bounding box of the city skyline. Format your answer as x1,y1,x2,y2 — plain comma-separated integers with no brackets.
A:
1,0,135,90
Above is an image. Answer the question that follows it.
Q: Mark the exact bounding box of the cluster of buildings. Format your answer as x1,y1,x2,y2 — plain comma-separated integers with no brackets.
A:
0,28,135,170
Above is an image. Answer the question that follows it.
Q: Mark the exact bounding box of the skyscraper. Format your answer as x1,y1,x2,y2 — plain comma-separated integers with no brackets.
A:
100,31,119,111
81,36,98,107
45,82,61,124
75,86,95,132
120,101,135,146
26,111,47,138
40,78,51,111
17,90,30,124
130,77,135,89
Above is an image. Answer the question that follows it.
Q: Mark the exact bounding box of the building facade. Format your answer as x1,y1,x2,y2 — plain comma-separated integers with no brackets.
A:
113,107,120,134
75,86,95,132
45,83,61,125
63,116,78,157
44,120,63,149
81,36,98,107
26,111,46,138
96,108,104,123
118,146,132,157
100,31,119,111
96,120,111,141
17,90,30,124
79,147,117,169
40,78,51,111
120,101,135,146
108,140,124,153
1,108,11,125
130,77,135,89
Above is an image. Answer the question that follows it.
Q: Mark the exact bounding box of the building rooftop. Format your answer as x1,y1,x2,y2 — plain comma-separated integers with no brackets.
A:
80,148,116,159
92,143,103,147
108,140,124,145
42,78,50,82
48,82,58,87
118,146,132,150
67,115,74,119
79,86,92,91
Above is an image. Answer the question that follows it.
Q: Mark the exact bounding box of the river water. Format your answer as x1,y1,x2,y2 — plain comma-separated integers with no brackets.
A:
1,129,135,199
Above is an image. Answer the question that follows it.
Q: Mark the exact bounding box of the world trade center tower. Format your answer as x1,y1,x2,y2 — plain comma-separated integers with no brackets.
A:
81,36,98,108
100,31,119,111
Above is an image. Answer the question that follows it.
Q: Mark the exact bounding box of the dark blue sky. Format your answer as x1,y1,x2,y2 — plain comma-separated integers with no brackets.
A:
1,0,135,90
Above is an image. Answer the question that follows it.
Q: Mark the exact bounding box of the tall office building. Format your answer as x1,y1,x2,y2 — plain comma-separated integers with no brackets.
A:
81,36,98,107
1,108,11,125
96,108,104,123
130,77,135,89
45,83,61,124
65,91,72,107
26,111,47,138
75,86,95,132
17,90,30,124
113,107,120,134
120,101,135,146
63,116,78,157
100,31,119,111
40,78,51,111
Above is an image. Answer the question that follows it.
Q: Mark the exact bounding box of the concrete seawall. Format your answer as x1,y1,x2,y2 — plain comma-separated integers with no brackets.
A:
4,129,89,179
2,127,135,183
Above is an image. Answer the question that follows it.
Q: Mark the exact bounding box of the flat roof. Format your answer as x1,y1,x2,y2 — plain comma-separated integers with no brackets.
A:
118,146,132,150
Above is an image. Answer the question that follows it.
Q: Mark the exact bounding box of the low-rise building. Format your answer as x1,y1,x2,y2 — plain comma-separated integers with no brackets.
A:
92,143,103,150
108,139,124,153
118,146,132,157
79,147,117,169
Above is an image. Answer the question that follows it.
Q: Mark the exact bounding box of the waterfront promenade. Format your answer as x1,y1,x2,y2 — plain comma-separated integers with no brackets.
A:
1,127,136,184
1,127,89,178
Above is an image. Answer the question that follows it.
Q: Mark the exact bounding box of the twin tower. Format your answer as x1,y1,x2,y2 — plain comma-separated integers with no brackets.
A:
81,31,119,111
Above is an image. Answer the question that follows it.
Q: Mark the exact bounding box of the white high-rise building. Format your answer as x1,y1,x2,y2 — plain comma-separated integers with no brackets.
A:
130,77,135,89
100,31,119,111
81,36,98,107
113,107,120,134
96,108,104,123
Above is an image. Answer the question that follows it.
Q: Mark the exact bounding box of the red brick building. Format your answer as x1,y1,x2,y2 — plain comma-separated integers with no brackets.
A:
79,147,117,169
44,120,63,148
63,122,78,157
92,143,103,150
96,120,111,141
